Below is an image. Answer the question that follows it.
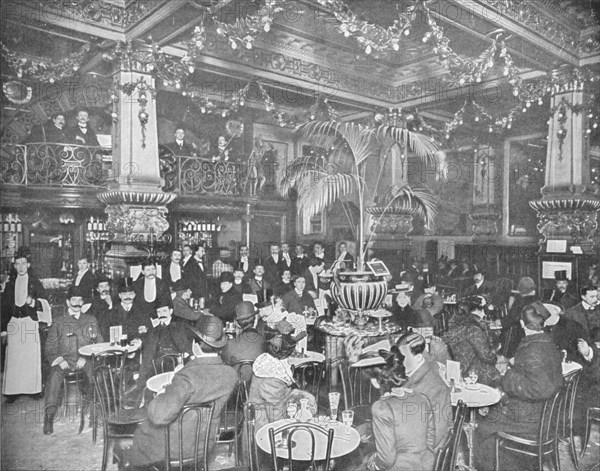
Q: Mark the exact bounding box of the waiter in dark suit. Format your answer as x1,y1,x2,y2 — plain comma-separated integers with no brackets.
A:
264,243,282,287
163,127,197,156
162,248,183,290
1,248,46,400
542,270,579,310
132,258,172,320
186,243,207,299
67,109,100,147
72,257,95,303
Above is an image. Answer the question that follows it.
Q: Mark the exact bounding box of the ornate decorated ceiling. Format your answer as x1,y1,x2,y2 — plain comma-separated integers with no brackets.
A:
1,0,599,129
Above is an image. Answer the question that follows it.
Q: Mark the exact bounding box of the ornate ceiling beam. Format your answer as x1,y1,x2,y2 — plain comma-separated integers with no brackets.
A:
125,0,193,42
453,0,581,65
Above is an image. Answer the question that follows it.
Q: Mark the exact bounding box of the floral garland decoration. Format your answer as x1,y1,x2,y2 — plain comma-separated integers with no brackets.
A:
212,0,287,50
1,42,90,83
109,77,157,149
316,0,417,54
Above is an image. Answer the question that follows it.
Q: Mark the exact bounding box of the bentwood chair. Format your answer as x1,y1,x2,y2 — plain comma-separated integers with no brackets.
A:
268,422,335,471
153,353,183,375
93,365,147,471
434,400,467,471
580,407,600,461
244,403,260,471
216,378,249,465
559,369,582,469
164,402,215,471
86,349,127,443
495,389,563,471
292,360,325,404
337,360,378,425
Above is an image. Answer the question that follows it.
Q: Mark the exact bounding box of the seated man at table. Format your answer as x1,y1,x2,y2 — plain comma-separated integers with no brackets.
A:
127,317,237,469
282,275,316,315
248,259,271,305
124,300,193,404
102,277,152,341
474,305,563,471
172,278,204,326
206,271,243,323
89,275,115,340
396,332,451,451
221,301,266,381
43,285,103,435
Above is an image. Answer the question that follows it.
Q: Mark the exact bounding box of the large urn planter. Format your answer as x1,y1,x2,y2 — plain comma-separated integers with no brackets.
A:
330,272,388,327
366,205,417,239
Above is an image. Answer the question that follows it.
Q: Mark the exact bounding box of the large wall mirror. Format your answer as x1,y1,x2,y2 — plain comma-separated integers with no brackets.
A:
503,133,547,238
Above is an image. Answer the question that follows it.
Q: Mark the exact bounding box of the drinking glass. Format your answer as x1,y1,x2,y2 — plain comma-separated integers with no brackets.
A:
286,402,298,421
328,392,340,421
89,326,97,344
342,410,354,434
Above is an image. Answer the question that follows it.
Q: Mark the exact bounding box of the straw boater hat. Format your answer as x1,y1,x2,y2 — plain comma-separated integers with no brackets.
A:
542,302,563,327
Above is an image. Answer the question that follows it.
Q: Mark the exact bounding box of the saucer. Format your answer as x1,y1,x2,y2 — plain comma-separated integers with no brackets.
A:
463,383,481,391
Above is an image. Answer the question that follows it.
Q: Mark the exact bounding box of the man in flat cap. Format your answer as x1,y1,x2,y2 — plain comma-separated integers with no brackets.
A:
128,316,237,468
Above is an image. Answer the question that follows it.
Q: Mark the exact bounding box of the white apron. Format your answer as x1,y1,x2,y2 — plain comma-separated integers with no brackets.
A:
2,316,42,395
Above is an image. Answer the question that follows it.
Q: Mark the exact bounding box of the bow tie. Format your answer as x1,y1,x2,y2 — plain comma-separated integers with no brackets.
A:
79,125,87,129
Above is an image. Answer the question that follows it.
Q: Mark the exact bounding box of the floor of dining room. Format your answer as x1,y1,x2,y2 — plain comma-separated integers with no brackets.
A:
2,391,600,471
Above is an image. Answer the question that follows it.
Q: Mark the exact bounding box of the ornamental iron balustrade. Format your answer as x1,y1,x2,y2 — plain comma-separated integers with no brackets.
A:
0,143,110,187
159,152,279,197
1,143,281,198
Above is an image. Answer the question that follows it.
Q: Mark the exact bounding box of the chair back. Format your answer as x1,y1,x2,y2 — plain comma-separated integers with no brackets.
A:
216,378,249,465
165,402,215,471
268,422,335,471
338,360,377,423
93,365,127,423
560,369,581,437
232,359,254,384
434,399,467,471
538,388,563,446
153,353,182,375
244,403,259,471
291,360,324,400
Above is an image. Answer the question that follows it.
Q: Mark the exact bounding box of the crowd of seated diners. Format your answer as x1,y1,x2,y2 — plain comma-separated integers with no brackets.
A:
1,240,598,471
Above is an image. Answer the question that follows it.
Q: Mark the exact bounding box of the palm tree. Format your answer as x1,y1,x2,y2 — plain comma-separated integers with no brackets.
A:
278,119,441,271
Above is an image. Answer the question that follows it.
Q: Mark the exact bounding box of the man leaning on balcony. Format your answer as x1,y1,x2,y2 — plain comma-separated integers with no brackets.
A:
164,126,197,156
24,112,68,143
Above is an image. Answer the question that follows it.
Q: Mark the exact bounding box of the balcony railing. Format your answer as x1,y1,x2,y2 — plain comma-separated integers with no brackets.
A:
0,143,110,187
160,153,280,197
1,143,281,198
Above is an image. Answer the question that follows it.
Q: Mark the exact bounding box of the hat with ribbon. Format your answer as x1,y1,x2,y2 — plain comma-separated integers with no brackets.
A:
191,316,227,348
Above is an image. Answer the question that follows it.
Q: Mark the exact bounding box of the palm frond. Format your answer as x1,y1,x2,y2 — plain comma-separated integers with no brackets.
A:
295,171,358,222
376,125,440,165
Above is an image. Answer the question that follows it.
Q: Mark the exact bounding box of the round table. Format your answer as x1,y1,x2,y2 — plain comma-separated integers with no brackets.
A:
288,351,325,367
78,340,141,356
316,315,402,387
256,418,360,462
146,371,175,393
451,383,502,471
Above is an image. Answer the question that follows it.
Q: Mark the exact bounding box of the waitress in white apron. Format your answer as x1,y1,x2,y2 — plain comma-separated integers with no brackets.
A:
1,250,46,399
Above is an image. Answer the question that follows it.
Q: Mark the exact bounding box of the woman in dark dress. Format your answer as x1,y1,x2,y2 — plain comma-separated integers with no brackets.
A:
444,295,500,386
